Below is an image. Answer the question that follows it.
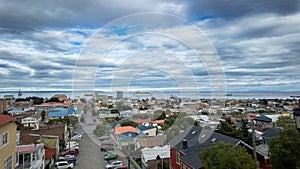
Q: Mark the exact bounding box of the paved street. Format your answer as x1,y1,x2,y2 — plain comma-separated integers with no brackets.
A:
75,102,128,169
75,133,107,169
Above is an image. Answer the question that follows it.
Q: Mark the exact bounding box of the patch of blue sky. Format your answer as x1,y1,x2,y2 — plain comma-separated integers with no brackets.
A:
109,26,130,36
70,41,82,46
74,30,91,38
192,15,217,22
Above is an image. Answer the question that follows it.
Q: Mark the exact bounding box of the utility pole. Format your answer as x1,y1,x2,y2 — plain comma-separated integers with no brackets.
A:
251,119,258,168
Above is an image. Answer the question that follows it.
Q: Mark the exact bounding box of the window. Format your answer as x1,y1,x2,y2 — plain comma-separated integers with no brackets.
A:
4,154,13,169
32,153,36,161
176,151,180,164
2,131,8,146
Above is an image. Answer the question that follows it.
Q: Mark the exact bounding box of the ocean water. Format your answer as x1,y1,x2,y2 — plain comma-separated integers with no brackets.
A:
1,90,300,100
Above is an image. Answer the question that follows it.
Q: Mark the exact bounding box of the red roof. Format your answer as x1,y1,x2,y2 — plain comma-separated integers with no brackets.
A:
0,114,15,126
17,144,41,153
152,120,164,124
45,148,56,159
134,119,151,125
115,126,138,135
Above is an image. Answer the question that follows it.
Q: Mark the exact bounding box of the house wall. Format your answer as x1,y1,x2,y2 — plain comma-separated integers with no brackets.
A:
143,128,157,136
170,147,184,169
0,122,17,168
143,158,170,169
0,99,8,113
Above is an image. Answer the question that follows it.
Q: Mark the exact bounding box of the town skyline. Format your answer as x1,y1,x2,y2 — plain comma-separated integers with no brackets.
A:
1,1,300,93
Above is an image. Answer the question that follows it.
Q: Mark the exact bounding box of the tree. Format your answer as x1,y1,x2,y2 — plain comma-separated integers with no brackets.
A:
276,115,295,130
48,97,60,102
199,142,257,169
120,119,138,127
132,113,149,119
93,124,107,136
80,116,85,123
152,110,166,120
269,129,300,169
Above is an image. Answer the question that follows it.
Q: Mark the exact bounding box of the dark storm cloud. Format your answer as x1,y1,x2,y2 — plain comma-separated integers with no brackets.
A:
187,0,300,19
0,0,184,30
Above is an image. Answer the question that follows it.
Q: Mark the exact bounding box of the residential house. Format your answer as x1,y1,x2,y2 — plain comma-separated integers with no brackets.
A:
120,110,133,118
4,95,14,100
0,114,17,169
38,137,59,169
20,124,68,150
136,135,164,149
44,148,56,169
0,98,8,113
21,113,42,130
169,125,272,169
113,126,139,146
136,125,157,136
261,127,280,144
141,145,170,169
47,107,80,119
17,143,45,169
34,102,64,111
169,126,241,169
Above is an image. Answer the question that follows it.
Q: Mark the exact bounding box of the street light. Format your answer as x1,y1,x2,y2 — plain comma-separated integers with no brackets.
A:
293,108,300,132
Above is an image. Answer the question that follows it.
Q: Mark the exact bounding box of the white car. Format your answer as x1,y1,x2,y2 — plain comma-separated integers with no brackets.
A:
105,160,123,169
66,144,79,150
71,134,82,140
55,161,74,169
66,141,79,147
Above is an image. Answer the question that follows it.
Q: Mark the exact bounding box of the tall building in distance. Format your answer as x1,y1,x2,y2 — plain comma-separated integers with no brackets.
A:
0,99,8,113
116,91,124,99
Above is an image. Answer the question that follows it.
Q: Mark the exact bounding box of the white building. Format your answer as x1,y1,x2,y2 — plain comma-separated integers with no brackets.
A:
17,143,45,169
141,145,170,169
21,114,41,130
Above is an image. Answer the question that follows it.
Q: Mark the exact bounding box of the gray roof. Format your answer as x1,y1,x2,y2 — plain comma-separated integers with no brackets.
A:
262,127,281,139
169,125,241,169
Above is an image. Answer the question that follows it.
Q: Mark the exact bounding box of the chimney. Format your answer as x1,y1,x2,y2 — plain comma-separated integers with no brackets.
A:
182,139,188,149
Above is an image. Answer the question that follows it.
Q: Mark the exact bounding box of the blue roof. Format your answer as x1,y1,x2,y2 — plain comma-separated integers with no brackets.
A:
48,111,68,117
8,109,26,114
117,132,139,142
48,108,68,117
48,108,80,117
67,108,80,115
136,125,156,131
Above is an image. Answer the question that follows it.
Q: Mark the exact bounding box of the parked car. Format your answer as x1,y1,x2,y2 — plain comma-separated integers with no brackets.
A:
104,152,118,160
66,141,79,147
98,135,109,141
100,143,114,152
66,144,79,151
58,155,77,165
71,134,82,141
60,149,79,156
105,160,123,169
55,161,74,169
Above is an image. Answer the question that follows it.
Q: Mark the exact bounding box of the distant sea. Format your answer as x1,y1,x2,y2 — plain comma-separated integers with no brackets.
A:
1,90,300,100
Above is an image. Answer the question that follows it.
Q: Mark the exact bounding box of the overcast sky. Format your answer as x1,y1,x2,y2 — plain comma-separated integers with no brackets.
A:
0,0,300,94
